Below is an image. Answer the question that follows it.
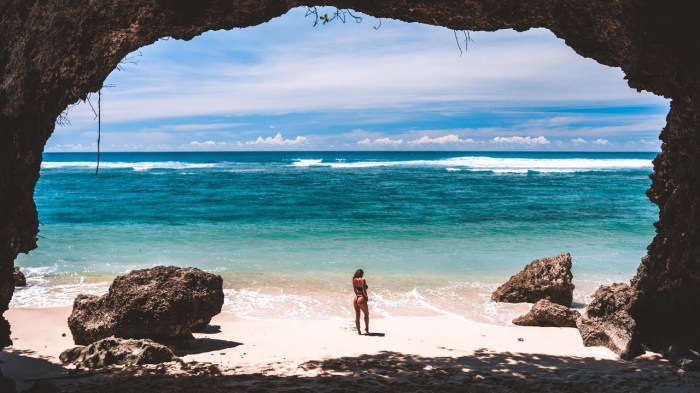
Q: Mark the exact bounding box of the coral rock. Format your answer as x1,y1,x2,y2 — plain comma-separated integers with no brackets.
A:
491,253,575,306
577,283,643,359
68,266,224,345
512,299,580,327
60,336,176,368
12,267,26,287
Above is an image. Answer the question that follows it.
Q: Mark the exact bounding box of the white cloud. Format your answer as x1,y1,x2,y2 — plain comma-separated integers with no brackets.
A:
571,138,587,144
593,138,610,145
44,143,97,152
187,140,243,150
408,134,474,145
546,116,585,126
47,8,669,152
168,123,242,132
245,133,307,146
189,140,222,147
58,12,666,127
491,136,551,145
639,138,661,148
357,137,404,146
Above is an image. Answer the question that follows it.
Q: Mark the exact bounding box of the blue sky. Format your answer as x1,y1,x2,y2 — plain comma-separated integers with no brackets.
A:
47,7,669,152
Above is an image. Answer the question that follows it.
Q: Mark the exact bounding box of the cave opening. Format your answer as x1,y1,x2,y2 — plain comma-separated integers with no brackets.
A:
2,0,700,373
16,8,667,325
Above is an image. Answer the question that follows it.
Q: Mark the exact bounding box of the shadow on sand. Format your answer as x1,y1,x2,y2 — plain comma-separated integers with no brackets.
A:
8,350,694,393
173,338,243,356
194,325,222,334
0,349,72,391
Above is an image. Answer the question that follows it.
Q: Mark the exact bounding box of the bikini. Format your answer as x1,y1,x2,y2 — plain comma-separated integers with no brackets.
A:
354,279,367,298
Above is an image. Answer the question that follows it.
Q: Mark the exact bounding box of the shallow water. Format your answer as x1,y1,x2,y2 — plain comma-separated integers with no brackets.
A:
13,151,657,324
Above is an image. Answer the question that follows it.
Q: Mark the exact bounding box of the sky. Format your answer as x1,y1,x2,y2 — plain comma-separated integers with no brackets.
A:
46,7,670,152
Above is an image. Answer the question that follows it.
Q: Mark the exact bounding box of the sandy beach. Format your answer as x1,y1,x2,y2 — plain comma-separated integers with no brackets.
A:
2,307,698,392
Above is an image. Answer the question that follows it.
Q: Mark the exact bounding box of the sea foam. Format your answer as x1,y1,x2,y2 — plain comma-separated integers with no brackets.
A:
41,161,217,171
291,156,652,173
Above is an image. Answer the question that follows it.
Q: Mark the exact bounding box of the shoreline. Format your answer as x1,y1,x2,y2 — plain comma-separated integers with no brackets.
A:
9,269,623,325
2,306,697,392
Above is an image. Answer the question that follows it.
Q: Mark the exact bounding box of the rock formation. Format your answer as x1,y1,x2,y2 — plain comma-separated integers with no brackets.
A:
68,266,224,345
12,267,25,288
491,253,574,306
60,336,177,368
512,299,580,328
576,283,643,359
0,0,699,357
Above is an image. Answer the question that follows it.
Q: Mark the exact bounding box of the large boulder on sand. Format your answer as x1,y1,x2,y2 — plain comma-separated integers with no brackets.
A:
576,283,643,359
491,253,575,306
68,266,224,345
512,299,580,327
60,336,176,368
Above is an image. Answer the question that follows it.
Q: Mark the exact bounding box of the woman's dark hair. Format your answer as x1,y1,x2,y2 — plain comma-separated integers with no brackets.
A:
353,269,364,279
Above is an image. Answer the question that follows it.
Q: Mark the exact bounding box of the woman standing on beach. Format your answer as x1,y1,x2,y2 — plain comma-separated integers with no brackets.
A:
352,269,369,335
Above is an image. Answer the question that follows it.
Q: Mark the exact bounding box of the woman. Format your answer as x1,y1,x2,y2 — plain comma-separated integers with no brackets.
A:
352,268,369,335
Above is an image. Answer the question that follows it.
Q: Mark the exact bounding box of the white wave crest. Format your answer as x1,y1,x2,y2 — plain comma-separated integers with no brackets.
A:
41,161,217,171
291,159,324,167
223,288,345,320
10,281,109,308
291,156,652,173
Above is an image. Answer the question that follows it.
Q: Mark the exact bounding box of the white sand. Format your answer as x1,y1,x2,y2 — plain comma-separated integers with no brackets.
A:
1,307,697,392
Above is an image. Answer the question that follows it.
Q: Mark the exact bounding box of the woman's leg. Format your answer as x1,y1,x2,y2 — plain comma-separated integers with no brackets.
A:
353,297,361,334
358,298,369,334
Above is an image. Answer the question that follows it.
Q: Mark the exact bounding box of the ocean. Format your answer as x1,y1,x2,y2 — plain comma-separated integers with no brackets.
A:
12,151,658,324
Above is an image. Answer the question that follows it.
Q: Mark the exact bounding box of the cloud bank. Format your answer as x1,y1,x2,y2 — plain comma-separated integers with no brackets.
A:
491,136,551,146
46,7,669,152
245,133,308,146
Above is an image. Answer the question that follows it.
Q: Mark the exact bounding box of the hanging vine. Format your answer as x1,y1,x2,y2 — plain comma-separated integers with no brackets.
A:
95,89,101,176
305,7,366,26
84,80,113,175
453,30,474,56
304,7,472,55
55,51,137,175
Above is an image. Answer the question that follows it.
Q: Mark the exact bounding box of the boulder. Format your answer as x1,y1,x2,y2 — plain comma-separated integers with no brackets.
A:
512,299,580,327
68,266,224,345
13,267,26,287
491,253,575,306
586,283,632,318
576,283,643,359
60,336,176,368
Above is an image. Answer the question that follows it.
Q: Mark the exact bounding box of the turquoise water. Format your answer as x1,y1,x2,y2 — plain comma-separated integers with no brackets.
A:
13,152,658,323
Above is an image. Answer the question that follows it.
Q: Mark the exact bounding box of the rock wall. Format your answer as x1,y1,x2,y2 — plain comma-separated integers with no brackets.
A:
1,0,699,354
631,97,700,354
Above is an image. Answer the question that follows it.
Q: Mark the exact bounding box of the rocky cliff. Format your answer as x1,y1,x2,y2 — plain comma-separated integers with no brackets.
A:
1,0,699,355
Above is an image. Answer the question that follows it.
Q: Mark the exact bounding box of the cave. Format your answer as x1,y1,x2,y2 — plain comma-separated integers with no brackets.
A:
1,1,699,357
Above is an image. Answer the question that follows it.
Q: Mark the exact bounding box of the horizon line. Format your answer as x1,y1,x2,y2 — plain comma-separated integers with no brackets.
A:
42,150,661,154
